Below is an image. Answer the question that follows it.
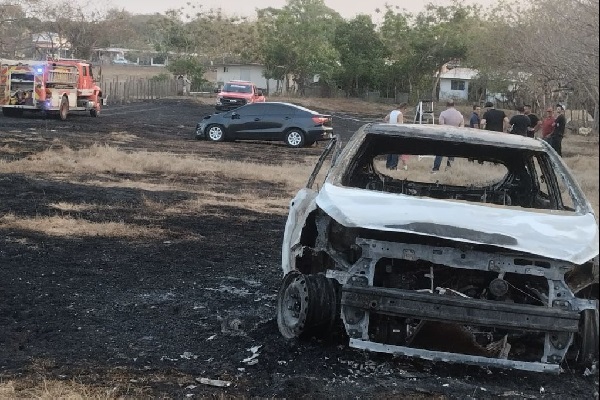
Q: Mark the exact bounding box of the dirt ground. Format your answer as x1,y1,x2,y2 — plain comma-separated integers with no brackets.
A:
0,98,598,399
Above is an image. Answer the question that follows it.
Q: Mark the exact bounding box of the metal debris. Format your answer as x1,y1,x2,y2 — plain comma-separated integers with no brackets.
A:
196,377,231,388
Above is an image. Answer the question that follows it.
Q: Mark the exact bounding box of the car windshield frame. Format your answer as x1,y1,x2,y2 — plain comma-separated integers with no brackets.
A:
222,83,253,94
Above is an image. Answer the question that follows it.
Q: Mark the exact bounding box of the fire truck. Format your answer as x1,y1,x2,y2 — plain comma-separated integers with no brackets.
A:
0,58,103,120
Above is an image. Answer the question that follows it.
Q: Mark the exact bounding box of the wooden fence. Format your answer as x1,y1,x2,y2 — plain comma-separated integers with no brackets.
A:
99,77,183,104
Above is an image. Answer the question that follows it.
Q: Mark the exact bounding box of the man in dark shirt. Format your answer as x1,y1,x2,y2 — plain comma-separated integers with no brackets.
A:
524,104,541,138
469,105,481,128
481,101,509,132
508,106,531,136
546,104,567,156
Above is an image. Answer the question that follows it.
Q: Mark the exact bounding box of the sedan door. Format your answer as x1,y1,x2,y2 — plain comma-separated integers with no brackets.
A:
264,104,298,140
230,103,272,140
224,105,257,139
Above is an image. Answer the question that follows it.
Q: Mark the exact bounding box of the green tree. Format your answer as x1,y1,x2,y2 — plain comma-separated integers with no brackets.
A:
378,7,414,95
166,56,207,86
410,3,481,100
333,15,387,96
257,0,342,94
473,0,599,129
0,1,40,58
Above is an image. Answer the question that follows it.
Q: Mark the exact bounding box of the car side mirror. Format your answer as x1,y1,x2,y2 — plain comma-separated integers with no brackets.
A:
231,112,240,119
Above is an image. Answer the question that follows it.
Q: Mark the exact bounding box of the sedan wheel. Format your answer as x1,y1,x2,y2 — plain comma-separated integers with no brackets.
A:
206,125,225,142
285,129,305,148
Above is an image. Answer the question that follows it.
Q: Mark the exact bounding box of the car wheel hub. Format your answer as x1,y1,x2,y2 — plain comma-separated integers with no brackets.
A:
287,131,302,146
208,127,223,141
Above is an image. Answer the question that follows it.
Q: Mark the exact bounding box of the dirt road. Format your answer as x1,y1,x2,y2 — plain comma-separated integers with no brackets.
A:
0,99,597,398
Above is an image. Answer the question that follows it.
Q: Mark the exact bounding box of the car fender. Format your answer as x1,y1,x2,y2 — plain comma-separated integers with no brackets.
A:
281,188,318,276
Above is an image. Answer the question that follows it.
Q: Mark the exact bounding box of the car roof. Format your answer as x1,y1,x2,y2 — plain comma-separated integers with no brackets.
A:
242,101,323,113
363,123,546,151
226,80,253,84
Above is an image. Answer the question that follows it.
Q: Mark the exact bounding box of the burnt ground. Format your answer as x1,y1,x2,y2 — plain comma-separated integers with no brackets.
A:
0,98,598,399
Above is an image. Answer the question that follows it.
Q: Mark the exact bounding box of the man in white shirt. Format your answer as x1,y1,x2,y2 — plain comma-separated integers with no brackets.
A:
385,102,409,170
432,101,464,172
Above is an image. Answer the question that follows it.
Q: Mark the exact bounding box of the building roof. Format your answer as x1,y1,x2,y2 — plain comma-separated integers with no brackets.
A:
438,67,479,80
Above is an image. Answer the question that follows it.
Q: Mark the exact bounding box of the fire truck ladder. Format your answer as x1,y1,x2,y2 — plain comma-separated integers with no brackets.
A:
414,99,435,124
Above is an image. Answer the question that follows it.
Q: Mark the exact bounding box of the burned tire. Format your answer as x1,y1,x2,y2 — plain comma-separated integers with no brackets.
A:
576,306,599,368
59,96,69,121
206,124,225,142
284,129,305,148
277,271,339,339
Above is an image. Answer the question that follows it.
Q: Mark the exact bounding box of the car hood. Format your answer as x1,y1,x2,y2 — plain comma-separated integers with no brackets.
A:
315,183,599,265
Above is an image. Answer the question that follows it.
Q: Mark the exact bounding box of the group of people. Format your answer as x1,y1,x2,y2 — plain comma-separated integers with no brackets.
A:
472,101,566,155
384,100,567,172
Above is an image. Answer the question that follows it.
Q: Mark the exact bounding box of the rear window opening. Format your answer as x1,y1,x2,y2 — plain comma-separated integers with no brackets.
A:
342,135,575,212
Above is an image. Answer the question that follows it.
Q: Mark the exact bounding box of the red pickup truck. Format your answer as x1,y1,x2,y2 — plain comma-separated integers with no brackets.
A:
215,80,266,111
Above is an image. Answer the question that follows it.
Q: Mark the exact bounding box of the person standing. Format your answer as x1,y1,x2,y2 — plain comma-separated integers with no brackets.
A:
469,104,481,128
524,104,541,138
481,101,509,132
546,104,567,156
432,101,464,173
540,107,555,139
508,106,531,136
385,102,409,170
468,104,484,163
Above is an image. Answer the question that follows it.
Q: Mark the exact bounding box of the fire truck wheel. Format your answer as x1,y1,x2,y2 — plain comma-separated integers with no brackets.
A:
59,96,69,121
90,109,99,117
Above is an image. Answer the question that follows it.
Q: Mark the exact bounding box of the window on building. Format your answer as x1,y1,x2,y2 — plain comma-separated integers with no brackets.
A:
451,80,465,91
223,67,229,72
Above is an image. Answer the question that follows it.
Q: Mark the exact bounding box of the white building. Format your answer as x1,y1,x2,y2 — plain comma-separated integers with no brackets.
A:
438,67,479,102
32,33,71,59
214,63,279,94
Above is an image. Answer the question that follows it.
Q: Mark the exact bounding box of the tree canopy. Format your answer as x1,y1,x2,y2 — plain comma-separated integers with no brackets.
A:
1,0,597,127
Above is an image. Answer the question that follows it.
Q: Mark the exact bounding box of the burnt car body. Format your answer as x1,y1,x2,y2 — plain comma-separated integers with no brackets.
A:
195,102,333,148
277,123,599,373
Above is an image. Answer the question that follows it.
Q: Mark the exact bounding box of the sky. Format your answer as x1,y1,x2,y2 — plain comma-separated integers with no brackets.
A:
92,0,495,19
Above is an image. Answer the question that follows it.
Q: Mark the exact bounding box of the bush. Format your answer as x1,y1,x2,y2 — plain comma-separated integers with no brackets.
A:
166,57,207,86
150,73,172,82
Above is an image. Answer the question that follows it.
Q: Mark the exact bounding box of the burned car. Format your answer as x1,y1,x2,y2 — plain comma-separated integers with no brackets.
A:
277,123,599,373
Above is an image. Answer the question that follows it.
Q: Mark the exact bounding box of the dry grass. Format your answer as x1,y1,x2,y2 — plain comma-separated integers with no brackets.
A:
0,213,168,239
0,132,597,242
0,373,166,399
0,143,310,188
0,379,118,399
0,128,599,244
0,143,310,238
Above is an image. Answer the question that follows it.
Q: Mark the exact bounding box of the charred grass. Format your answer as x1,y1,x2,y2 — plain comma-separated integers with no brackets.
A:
0,98,598,398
